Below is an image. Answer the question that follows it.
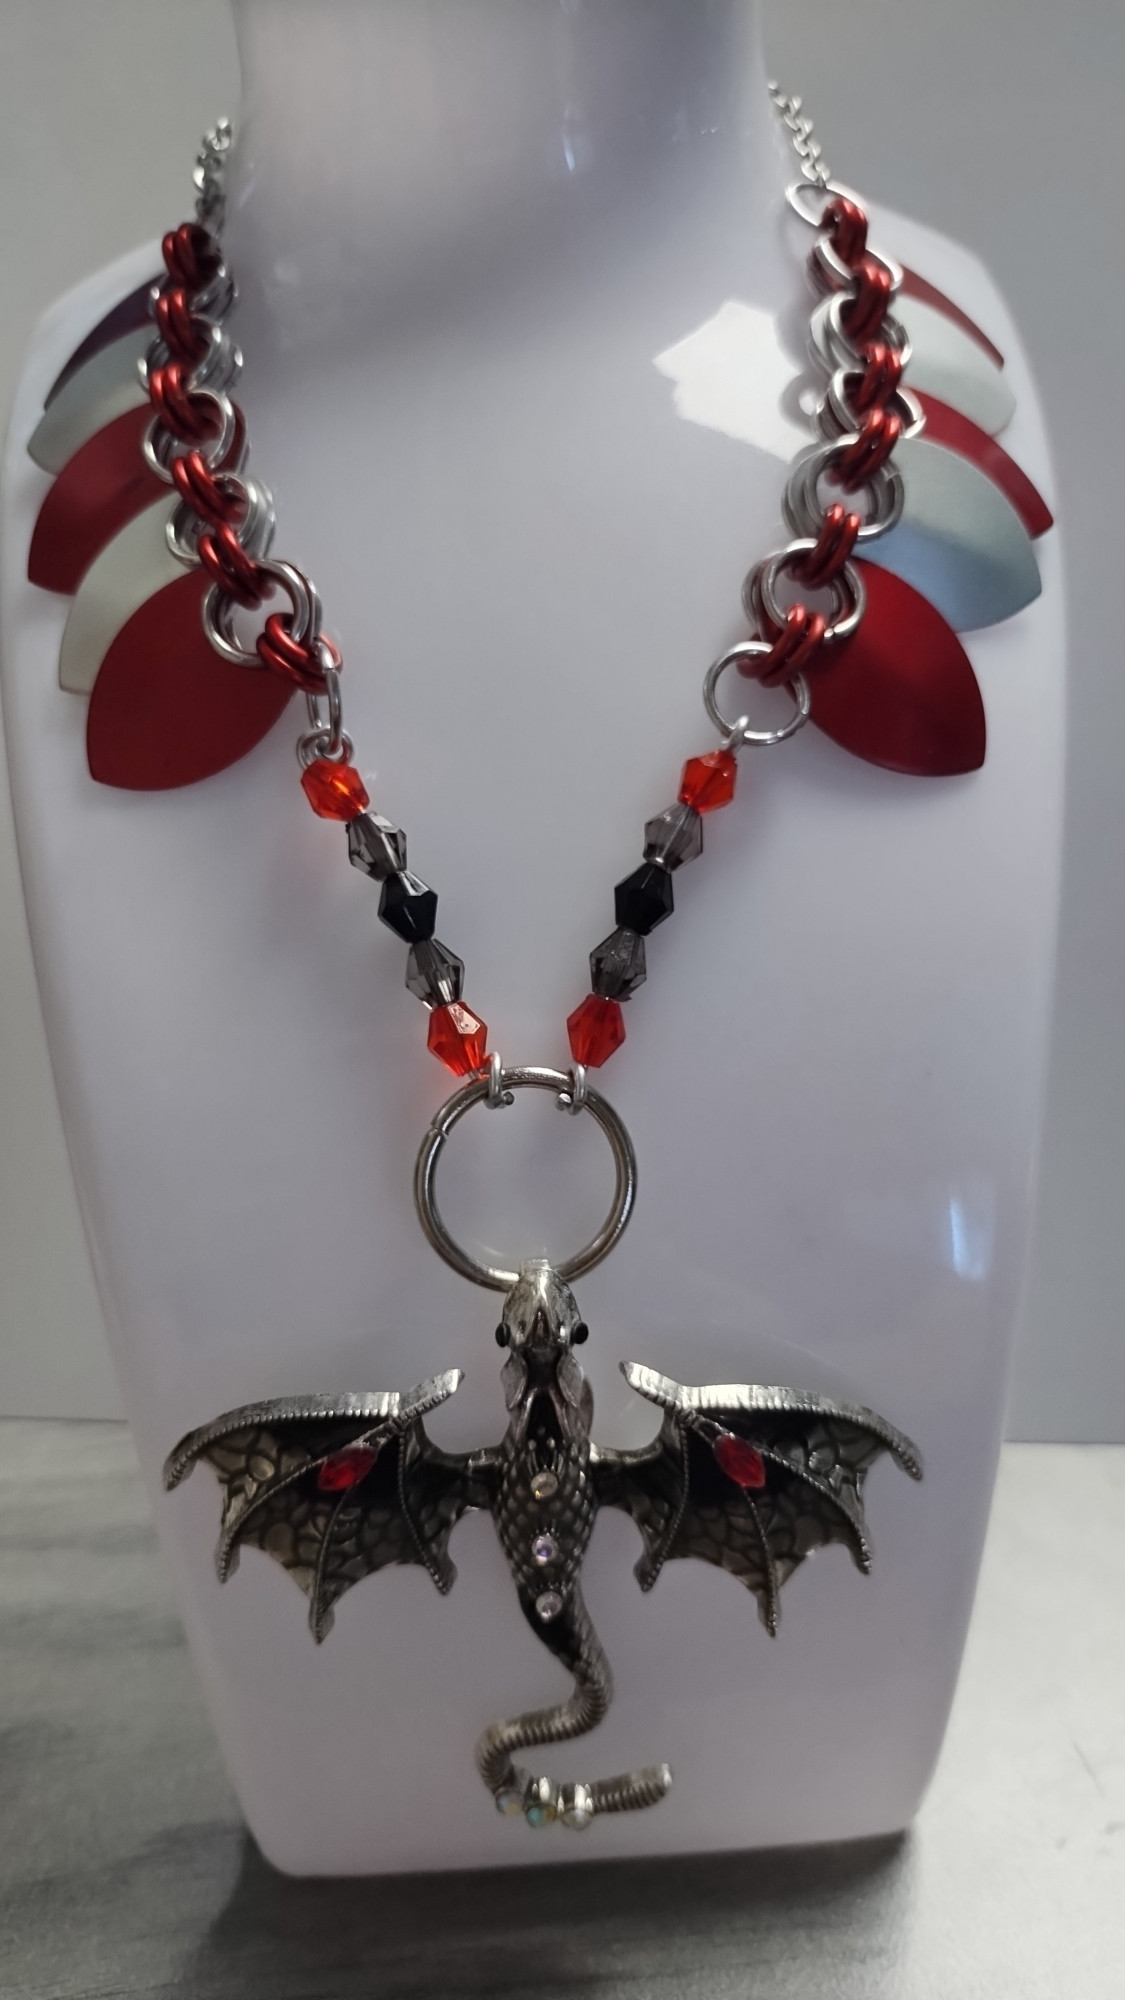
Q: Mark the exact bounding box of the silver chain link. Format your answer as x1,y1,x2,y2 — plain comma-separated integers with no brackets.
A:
768,81,830,190
193,118,233,236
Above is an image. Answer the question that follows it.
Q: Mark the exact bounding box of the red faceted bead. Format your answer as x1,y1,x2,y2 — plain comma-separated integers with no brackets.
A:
714,1433,767,1490
317,1446,378,1493
300,758,370,821
678,749,737,813
428,1001,488,1076
567,994,625,1068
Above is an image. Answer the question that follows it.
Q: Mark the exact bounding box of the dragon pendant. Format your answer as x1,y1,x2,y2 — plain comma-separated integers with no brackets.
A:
166,1262,922,1831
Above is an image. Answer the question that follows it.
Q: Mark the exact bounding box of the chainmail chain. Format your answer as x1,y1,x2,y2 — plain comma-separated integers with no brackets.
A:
474,1586,671,1824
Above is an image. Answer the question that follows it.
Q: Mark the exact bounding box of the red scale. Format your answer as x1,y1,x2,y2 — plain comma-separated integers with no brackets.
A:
86,570,293,790
28,404,165,595
808,563,987,779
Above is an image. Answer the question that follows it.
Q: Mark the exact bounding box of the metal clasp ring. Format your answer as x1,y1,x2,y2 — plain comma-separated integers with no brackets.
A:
785,176,867,229
413,1065,638,1291
485,1052,515,1109
557,1065,588,1116
703,646,811,748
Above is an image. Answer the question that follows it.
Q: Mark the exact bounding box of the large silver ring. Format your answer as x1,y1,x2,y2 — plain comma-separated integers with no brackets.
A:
413,1065,638,1291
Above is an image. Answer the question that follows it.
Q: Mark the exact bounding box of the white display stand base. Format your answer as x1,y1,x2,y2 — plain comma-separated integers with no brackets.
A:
0,0,1063,1874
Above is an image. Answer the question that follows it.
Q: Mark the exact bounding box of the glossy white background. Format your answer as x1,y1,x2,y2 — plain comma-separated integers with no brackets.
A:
0,0,1119,1447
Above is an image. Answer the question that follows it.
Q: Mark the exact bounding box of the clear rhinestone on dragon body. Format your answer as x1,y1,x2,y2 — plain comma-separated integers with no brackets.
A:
531,1533,558,1566
559,1782,595,1830
535,1590,564,1622
524,1776,558,1827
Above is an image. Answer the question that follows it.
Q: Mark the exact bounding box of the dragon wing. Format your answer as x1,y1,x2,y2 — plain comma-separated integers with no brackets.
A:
164,1371,485,1640
594,1363,922,1635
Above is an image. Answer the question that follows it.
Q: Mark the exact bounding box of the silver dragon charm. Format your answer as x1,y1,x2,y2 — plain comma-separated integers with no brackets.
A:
166,1262,922,1831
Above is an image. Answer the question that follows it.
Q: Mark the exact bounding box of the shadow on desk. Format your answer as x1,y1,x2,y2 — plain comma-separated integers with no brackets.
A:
185,1829,913,1999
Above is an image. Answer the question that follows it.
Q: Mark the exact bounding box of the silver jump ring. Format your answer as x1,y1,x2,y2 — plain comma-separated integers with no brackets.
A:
142,390,240,486
809,294,910,377
783,445,904,547
750,546,866,644
821,370,924,451
203,556,319,670
703,646,811,748
167,472,275,572
139,321,241,399
413,1065,637,1291
299,656,346,764
485,1052,515,1109
786,176,866,228
558,1065,588,1115
810,237,903,301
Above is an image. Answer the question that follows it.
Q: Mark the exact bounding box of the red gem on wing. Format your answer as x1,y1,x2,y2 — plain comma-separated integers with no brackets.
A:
86,568,293,790
808,562,986,778
317,1446,379,1493
28,406,165,594
899,268,1005,370
714,1433,767,1490
916,392,1053,540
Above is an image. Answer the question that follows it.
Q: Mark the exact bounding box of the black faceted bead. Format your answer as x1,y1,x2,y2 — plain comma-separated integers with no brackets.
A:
643,801,703,870
347,811,407,881
590,927,647,1000
405,937,464,1007
614,862,673,936
379,871,438,943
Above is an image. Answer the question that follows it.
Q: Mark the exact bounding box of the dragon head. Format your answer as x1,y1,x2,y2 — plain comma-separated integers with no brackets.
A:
496,1261,591,1441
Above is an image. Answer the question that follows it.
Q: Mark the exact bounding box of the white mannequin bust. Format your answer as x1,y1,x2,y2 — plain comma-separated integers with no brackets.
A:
0,0,1063,1874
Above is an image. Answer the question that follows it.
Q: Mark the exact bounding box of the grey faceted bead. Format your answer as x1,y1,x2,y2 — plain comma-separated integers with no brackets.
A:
347,811,407,881
643,800,703,870
590,926,646,1000
405,938,464,1007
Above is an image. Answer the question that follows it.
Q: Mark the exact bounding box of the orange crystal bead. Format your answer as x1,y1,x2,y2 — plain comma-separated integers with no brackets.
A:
300,757,370,821
678,748,737,813
427,1001,488,1076
566,994,625,1068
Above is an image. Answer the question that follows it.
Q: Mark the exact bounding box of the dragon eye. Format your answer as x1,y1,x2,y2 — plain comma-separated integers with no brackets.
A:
572,1322,589,1345
495,1324,509,1348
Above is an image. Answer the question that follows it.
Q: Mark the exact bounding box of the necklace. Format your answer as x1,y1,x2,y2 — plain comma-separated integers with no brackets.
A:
28,87,1050,1835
